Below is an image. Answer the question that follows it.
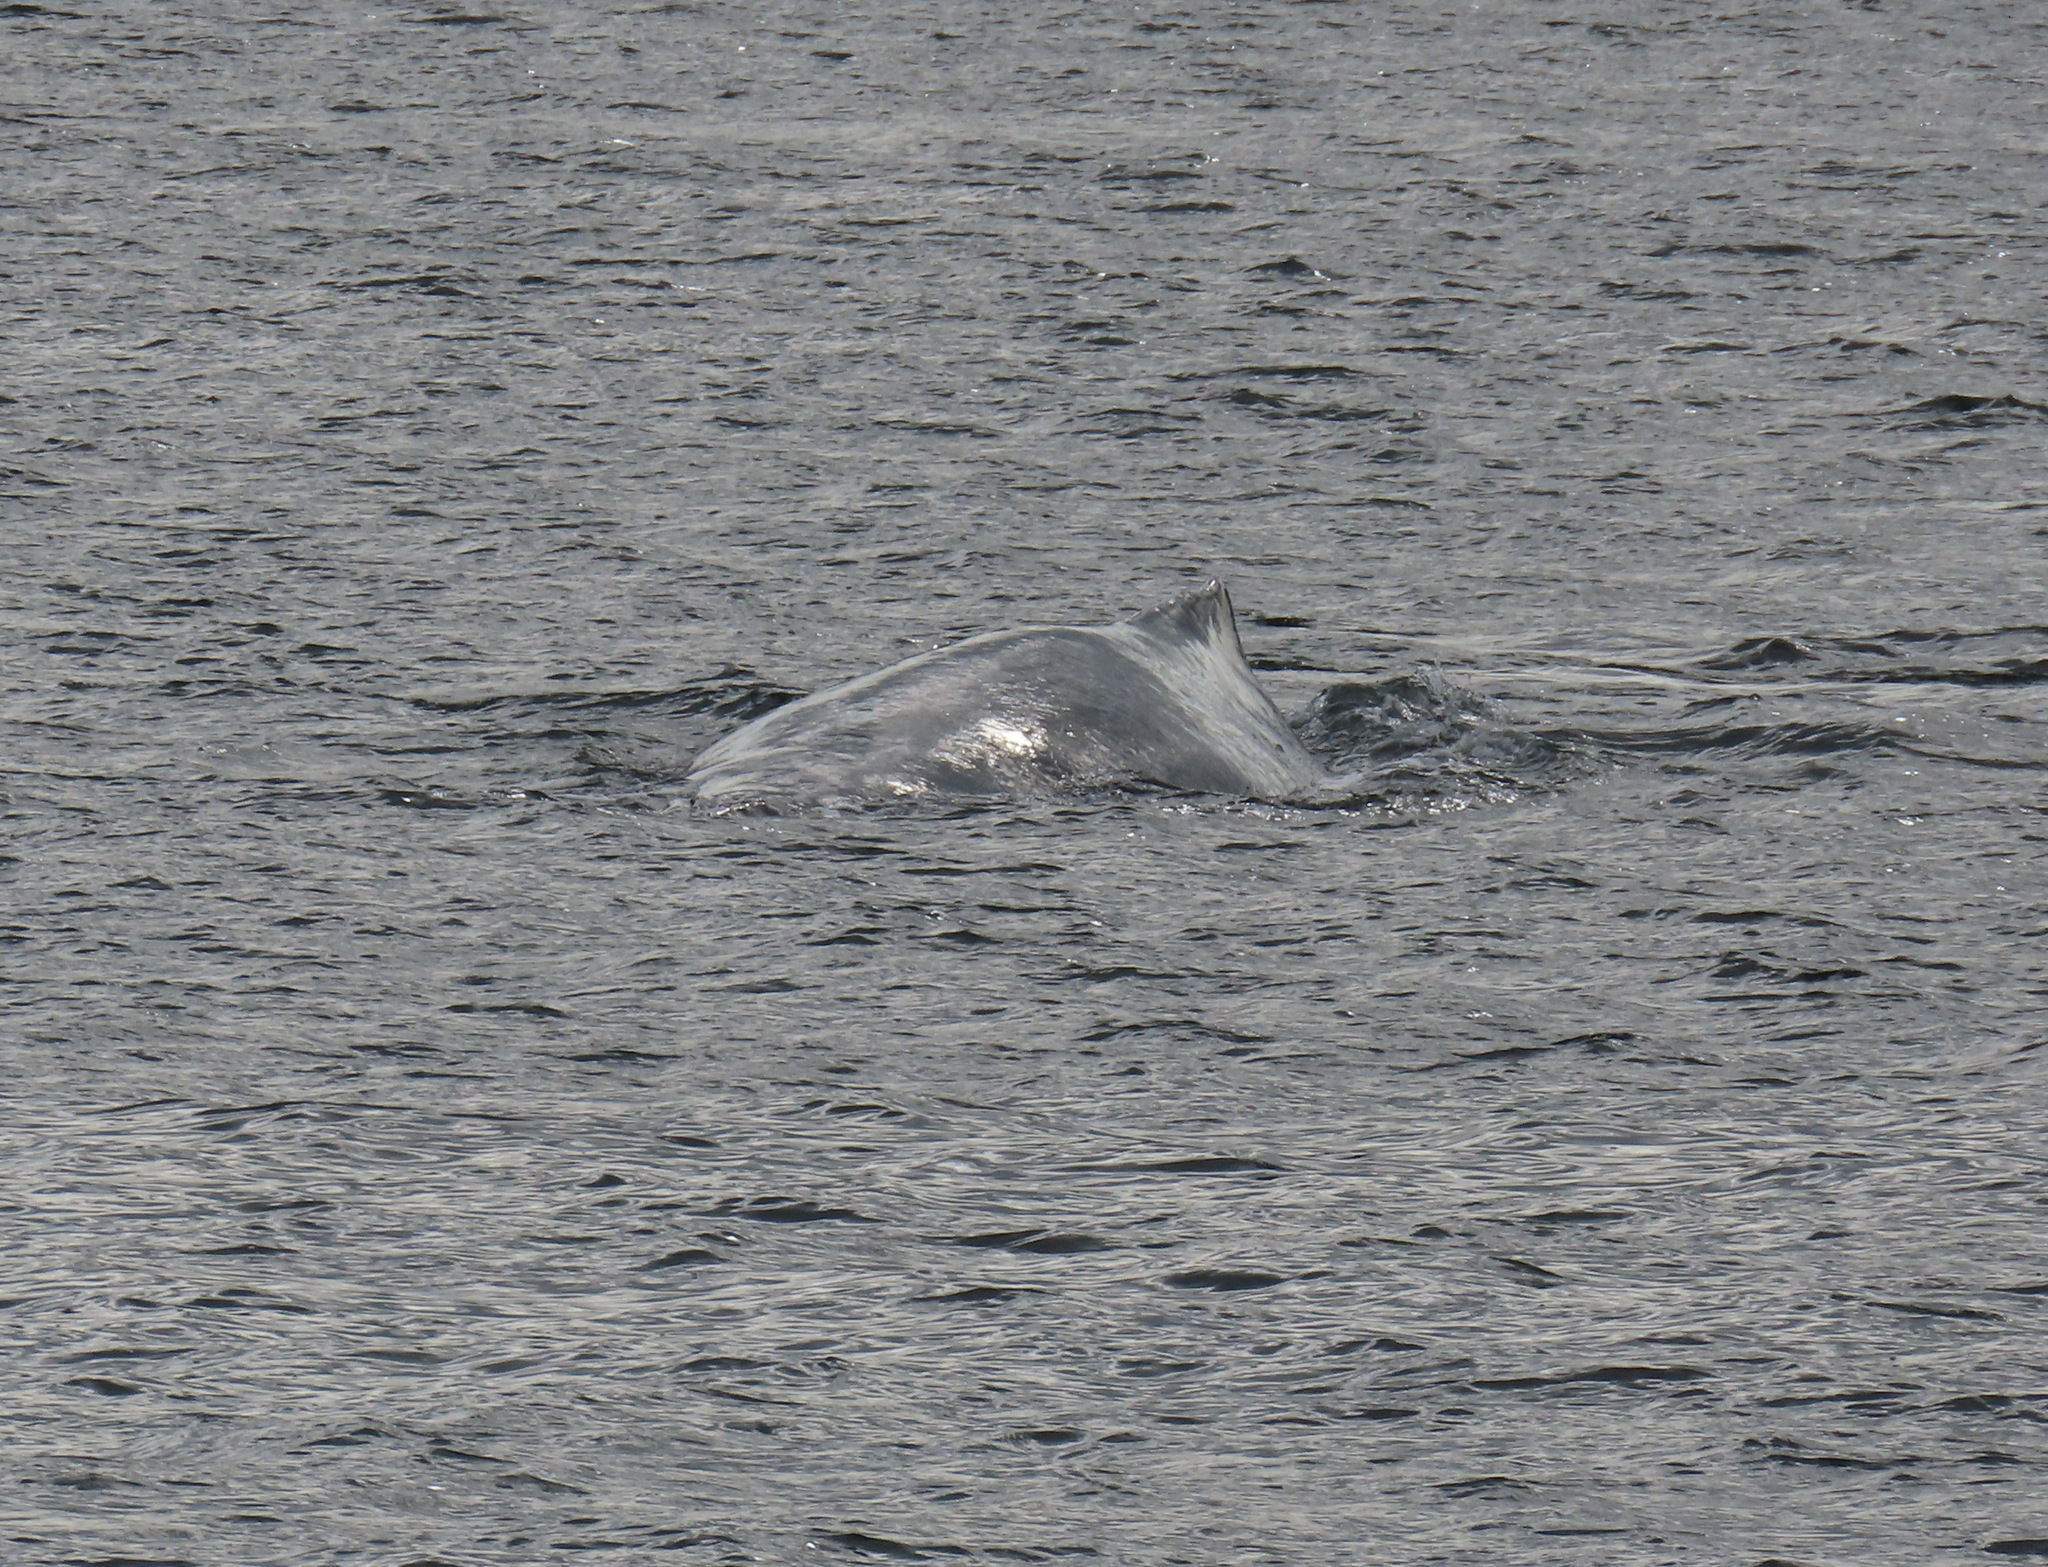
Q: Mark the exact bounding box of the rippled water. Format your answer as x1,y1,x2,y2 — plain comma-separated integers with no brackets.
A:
7,2,2047,1563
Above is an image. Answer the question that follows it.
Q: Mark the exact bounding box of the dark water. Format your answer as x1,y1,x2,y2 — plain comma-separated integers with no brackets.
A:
7,1,2048,1563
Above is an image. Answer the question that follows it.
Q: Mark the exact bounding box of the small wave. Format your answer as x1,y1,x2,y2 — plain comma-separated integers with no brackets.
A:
1294,675,1583,774
1688,627,2048,688
422,670,809,786
1168,362,1381,382
1696,636,1825,671
1873,393,2048,430
1219,386,1398,423
1585,717,1912,761
1291,673,1593,814
1291,664,2035,804
414,666,805,723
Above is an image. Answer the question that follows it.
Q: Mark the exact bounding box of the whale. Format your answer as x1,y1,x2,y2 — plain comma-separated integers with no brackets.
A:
685,581,1323,811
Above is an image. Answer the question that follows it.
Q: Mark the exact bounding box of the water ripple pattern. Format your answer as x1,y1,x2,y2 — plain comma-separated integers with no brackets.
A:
4,2,2046,1564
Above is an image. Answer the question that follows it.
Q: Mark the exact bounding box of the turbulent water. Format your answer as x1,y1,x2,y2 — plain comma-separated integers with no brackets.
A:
6,1,2047,1563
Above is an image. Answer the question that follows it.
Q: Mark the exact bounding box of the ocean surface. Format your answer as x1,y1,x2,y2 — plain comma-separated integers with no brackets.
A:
5,2,2047,1563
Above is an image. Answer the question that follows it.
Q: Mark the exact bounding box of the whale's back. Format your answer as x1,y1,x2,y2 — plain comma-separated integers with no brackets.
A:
686,582,1319,810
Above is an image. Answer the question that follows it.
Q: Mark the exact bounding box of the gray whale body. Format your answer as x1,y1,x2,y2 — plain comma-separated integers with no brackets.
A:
686,582,1322,810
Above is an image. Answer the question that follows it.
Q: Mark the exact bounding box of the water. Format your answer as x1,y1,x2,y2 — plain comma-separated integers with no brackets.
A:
5,2,2047,1563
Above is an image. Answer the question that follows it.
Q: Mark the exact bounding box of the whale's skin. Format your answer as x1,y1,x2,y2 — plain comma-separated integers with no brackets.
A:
685,582,1321,810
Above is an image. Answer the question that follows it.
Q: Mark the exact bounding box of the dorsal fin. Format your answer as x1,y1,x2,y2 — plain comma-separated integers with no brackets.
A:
1127,580,1242,656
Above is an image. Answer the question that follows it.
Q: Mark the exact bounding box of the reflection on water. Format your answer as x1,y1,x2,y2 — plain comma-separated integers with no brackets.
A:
6,0,2046,1562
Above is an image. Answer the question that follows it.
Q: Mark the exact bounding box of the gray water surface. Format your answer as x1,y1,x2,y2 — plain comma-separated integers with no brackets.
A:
5,2,2047,1563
